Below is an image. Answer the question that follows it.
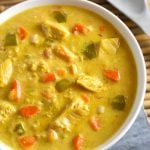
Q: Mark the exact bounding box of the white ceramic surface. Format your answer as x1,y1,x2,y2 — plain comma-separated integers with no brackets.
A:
0,0,146,149
107,0,150,36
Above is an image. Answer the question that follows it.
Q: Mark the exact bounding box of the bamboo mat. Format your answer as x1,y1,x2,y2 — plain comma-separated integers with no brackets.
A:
0,0,150,119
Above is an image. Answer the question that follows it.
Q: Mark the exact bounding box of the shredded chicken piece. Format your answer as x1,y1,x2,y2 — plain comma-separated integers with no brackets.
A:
51,98,89,132
41,20,70,40
76,74,102,92
101,38,120,54
0,59,13,87
0,100,16,123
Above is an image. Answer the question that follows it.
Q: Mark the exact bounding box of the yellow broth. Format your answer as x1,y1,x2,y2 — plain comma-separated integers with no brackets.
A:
0,5,137,150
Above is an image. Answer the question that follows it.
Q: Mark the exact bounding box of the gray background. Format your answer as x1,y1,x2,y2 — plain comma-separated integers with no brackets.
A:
111,110,150,150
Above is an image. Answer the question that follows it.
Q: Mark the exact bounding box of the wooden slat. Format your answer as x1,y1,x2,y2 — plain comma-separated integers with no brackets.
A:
0,0,23,5
125,20,137,28
136,34,150,41
144,55,150,61
139,41,150,48
0,5,6,12
101,4,120,14
147,83,150,91
147,69,150,75
95,0,107,4
144,101,150,108
145,92,150,100
147,75,150,82
132,27,145,35
142,47,150,54
146,62,150,68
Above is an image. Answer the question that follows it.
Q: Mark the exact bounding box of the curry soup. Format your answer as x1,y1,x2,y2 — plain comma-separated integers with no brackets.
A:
0,5,137,150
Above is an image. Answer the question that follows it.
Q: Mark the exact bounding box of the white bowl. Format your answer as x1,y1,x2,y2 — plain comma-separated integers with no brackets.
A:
0,0,146,149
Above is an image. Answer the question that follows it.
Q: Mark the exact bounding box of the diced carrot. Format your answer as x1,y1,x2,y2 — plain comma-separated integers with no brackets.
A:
12,80,17,89
72,23,89,34
81,93,90,102
42,73,56,82
89,116,101,131
57,69,66,77
18,136,36,148
103,69,120,81
72,134,84,150
20,106,39,118
99,25,105,32
17,27,28,40
9,80,21,102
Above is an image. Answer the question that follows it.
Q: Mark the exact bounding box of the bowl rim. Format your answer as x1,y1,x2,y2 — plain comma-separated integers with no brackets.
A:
0,0,147,150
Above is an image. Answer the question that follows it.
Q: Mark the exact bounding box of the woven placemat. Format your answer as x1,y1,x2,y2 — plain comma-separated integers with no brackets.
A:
0,0,150,120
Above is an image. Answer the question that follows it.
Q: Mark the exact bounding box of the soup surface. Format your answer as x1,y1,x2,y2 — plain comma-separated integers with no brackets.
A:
0,5,137,150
